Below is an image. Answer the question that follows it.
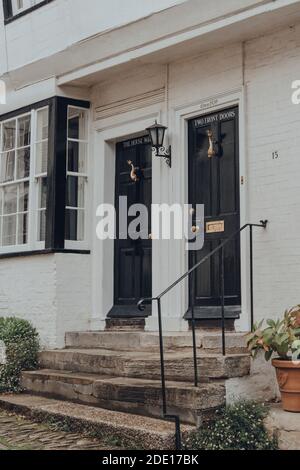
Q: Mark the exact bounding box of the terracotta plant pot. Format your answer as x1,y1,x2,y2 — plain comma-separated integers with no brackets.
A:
272,359,300,412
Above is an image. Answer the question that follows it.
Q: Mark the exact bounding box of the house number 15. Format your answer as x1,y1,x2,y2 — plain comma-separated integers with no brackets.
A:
272,151,279,160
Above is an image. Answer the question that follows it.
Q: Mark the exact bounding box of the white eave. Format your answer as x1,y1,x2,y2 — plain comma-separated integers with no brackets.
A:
5,0,300,90
57,0,300,87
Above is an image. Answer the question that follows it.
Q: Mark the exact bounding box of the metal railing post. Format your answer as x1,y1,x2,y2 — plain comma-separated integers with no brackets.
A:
190,270,198,387
157,298,167,416
157,297,182,450
249,225,254,331
220,246,226,356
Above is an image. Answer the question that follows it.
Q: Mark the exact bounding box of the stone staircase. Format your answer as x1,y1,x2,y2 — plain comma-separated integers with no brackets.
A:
19,330,250,448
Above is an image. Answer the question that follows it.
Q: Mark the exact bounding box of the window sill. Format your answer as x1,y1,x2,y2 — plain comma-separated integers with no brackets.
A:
0,248,91,260
4,0,55,25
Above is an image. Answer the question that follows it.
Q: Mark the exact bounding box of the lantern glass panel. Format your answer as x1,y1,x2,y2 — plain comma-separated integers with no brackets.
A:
157,127,165,148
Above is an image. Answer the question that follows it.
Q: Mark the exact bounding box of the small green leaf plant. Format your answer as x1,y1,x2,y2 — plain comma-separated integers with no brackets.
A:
247,305,300,361
184,401,278,450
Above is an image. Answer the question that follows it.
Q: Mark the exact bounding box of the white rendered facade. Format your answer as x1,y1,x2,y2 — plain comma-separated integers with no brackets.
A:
0,0,300,400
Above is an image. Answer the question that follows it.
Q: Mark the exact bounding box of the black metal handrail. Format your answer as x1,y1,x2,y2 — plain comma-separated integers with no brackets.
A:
138,220,268,449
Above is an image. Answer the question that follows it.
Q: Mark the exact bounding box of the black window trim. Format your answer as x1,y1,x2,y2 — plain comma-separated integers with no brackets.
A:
0,96,91,258
3,0,55,25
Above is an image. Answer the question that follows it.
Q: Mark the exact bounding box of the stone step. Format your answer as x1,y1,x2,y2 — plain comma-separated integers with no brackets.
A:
65,331,247,354
21,369,226,425
199,332,247,354
65,331,201,351
39,348,250,382
0,394,194,450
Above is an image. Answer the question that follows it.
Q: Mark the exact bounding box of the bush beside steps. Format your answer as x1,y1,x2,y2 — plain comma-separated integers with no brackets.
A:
0,317,40,393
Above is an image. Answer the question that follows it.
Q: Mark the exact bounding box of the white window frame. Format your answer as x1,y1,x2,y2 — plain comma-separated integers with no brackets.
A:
33,106,49,249
11,0,45,16
0,106,49,254
65,105,89,251
11,0,30,15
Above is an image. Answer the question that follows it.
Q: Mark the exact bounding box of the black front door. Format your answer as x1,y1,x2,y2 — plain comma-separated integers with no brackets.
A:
188,107,241,319
111,136,152,317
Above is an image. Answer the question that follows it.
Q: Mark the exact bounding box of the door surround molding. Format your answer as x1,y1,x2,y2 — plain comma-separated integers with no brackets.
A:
90,88,249,332
91,109,163,330
110,136,153,317
172,86,250,331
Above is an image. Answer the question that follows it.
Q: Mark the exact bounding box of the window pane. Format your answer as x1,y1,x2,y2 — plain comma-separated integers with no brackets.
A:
38,177,47,209
17,213,28,245
68,108,88,140
38,210,46,242
35,141,48,174
65,209,84,241
67,141,87,173
0,151,15,183
16,148,30,179
2,215,17,246
2,120,16,151
19,182,29,212
36,108,49,141
66,176,85,208
3,185,17,214
17,115,31,148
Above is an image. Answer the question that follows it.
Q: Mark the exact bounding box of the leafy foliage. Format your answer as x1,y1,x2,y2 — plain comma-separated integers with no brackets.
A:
246,306,300,361
184,401,278,450
0,317,40,392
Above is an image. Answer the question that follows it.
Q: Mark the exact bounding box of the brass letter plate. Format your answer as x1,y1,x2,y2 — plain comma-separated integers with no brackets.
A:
206,220,225,234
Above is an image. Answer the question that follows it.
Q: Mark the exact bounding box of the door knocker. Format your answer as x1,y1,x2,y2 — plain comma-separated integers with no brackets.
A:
127,160,141,182
207,129,218,158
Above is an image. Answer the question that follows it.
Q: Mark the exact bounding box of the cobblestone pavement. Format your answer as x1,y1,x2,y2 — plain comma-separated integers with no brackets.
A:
0,410,123,450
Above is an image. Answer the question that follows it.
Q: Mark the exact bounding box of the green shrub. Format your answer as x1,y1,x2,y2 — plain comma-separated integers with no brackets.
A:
0,317,40,392
184,401,278,450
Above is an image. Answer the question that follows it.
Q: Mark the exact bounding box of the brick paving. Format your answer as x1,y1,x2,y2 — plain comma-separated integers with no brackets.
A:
0,409,123,450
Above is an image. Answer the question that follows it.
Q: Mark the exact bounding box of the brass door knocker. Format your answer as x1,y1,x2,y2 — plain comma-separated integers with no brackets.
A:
207,130,216,158
127,160,140,182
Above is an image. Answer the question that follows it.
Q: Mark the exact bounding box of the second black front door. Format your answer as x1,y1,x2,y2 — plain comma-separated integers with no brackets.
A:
188,107,241,319
111,136,152,318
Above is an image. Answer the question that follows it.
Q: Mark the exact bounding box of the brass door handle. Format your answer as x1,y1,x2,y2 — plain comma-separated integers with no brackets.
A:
207,129,218,158
127,160,140,182
191,225,200,233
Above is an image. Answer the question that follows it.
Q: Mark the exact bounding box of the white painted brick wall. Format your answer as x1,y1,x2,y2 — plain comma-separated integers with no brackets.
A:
0,254,57,347
0,254,90,348
55,253,91,348
168,43,243,108
245,23,300,324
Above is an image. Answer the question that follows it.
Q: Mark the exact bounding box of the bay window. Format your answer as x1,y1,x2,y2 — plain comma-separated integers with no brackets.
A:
0,111,40,249
0,97,90,256
65,106,88,243
35,107,49,242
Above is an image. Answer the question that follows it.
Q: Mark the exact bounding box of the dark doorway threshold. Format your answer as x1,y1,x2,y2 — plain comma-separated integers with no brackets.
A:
108,305,151,319
184,305,241,320
184,305,241,331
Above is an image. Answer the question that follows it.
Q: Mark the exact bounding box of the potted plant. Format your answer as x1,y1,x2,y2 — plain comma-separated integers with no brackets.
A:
247,306,300,412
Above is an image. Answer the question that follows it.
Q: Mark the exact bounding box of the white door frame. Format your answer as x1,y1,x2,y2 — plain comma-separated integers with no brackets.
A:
169,86,250,332
90,106,163,330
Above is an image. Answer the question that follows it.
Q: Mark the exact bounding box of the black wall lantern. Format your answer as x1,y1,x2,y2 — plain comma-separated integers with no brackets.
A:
146,121,171,167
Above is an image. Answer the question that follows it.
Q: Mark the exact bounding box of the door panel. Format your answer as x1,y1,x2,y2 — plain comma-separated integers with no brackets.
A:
111,136,152,317
188,107,240,317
